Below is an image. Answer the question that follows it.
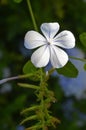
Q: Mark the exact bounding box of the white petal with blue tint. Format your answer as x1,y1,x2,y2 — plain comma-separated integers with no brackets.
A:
49,45,68,68
53,31,75,48
24,22,75,68
31,45,50,67
41,23,60,40
24,31,46,49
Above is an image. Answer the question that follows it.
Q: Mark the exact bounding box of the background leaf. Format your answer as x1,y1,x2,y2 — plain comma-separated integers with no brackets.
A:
13,0,23,3
79,32,86,47
56,61,78,78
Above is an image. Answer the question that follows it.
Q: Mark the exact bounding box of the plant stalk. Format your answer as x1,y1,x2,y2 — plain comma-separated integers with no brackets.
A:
26,0,38,31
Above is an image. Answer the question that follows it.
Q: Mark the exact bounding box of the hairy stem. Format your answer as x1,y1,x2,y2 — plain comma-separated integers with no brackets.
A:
40,69,46,130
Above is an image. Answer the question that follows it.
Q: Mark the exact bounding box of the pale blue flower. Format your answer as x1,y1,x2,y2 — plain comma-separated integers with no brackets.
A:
24,22,75,68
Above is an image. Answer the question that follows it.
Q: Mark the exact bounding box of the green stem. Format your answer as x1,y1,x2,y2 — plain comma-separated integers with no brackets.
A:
70,56,86,62
26,0,38,31
40,68,45,130
39,68,57,129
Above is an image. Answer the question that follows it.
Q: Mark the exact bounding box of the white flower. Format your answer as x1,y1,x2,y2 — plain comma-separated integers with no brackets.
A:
24,22,75,68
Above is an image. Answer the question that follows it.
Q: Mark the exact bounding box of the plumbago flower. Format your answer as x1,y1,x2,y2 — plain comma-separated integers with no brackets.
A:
24,22,75,68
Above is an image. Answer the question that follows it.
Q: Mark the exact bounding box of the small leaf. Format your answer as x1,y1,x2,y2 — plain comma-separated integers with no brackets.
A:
79,32,86,47
56,61,78,78
23,60,37,74
84,64,86,71
23,61,41,81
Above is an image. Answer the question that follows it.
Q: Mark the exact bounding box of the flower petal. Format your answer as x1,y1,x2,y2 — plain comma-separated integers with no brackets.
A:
24,31,47,49
40,23,60,40
50,45,68,68
31,45,50,68
53,30,75,48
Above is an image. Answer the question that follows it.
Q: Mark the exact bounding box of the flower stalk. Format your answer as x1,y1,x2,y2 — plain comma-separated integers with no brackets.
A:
26,0,38,31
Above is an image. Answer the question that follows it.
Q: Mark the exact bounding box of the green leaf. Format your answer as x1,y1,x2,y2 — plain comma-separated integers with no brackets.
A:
84,64,86,71
23,60,41,81
79,32,86,47
56,61,78,78
23,60,37,74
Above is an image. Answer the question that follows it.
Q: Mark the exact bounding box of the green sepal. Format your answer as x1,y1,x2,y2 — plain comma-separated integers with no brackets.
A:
56,61,78,78
25,124,42,130
18,83,39,90
21,105,40,115
84,64,86,71
20,115,37,125
79,32,86,47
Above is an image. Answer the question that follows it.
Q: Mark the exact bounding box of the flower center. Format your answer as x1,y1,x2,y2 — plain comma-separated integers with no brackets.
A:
47,38,53,45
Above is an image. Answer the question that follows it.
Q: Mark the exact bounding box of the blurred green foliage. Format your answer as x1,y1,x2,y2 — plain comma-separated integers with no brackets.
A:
80,33,86,48
0,0,86,130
